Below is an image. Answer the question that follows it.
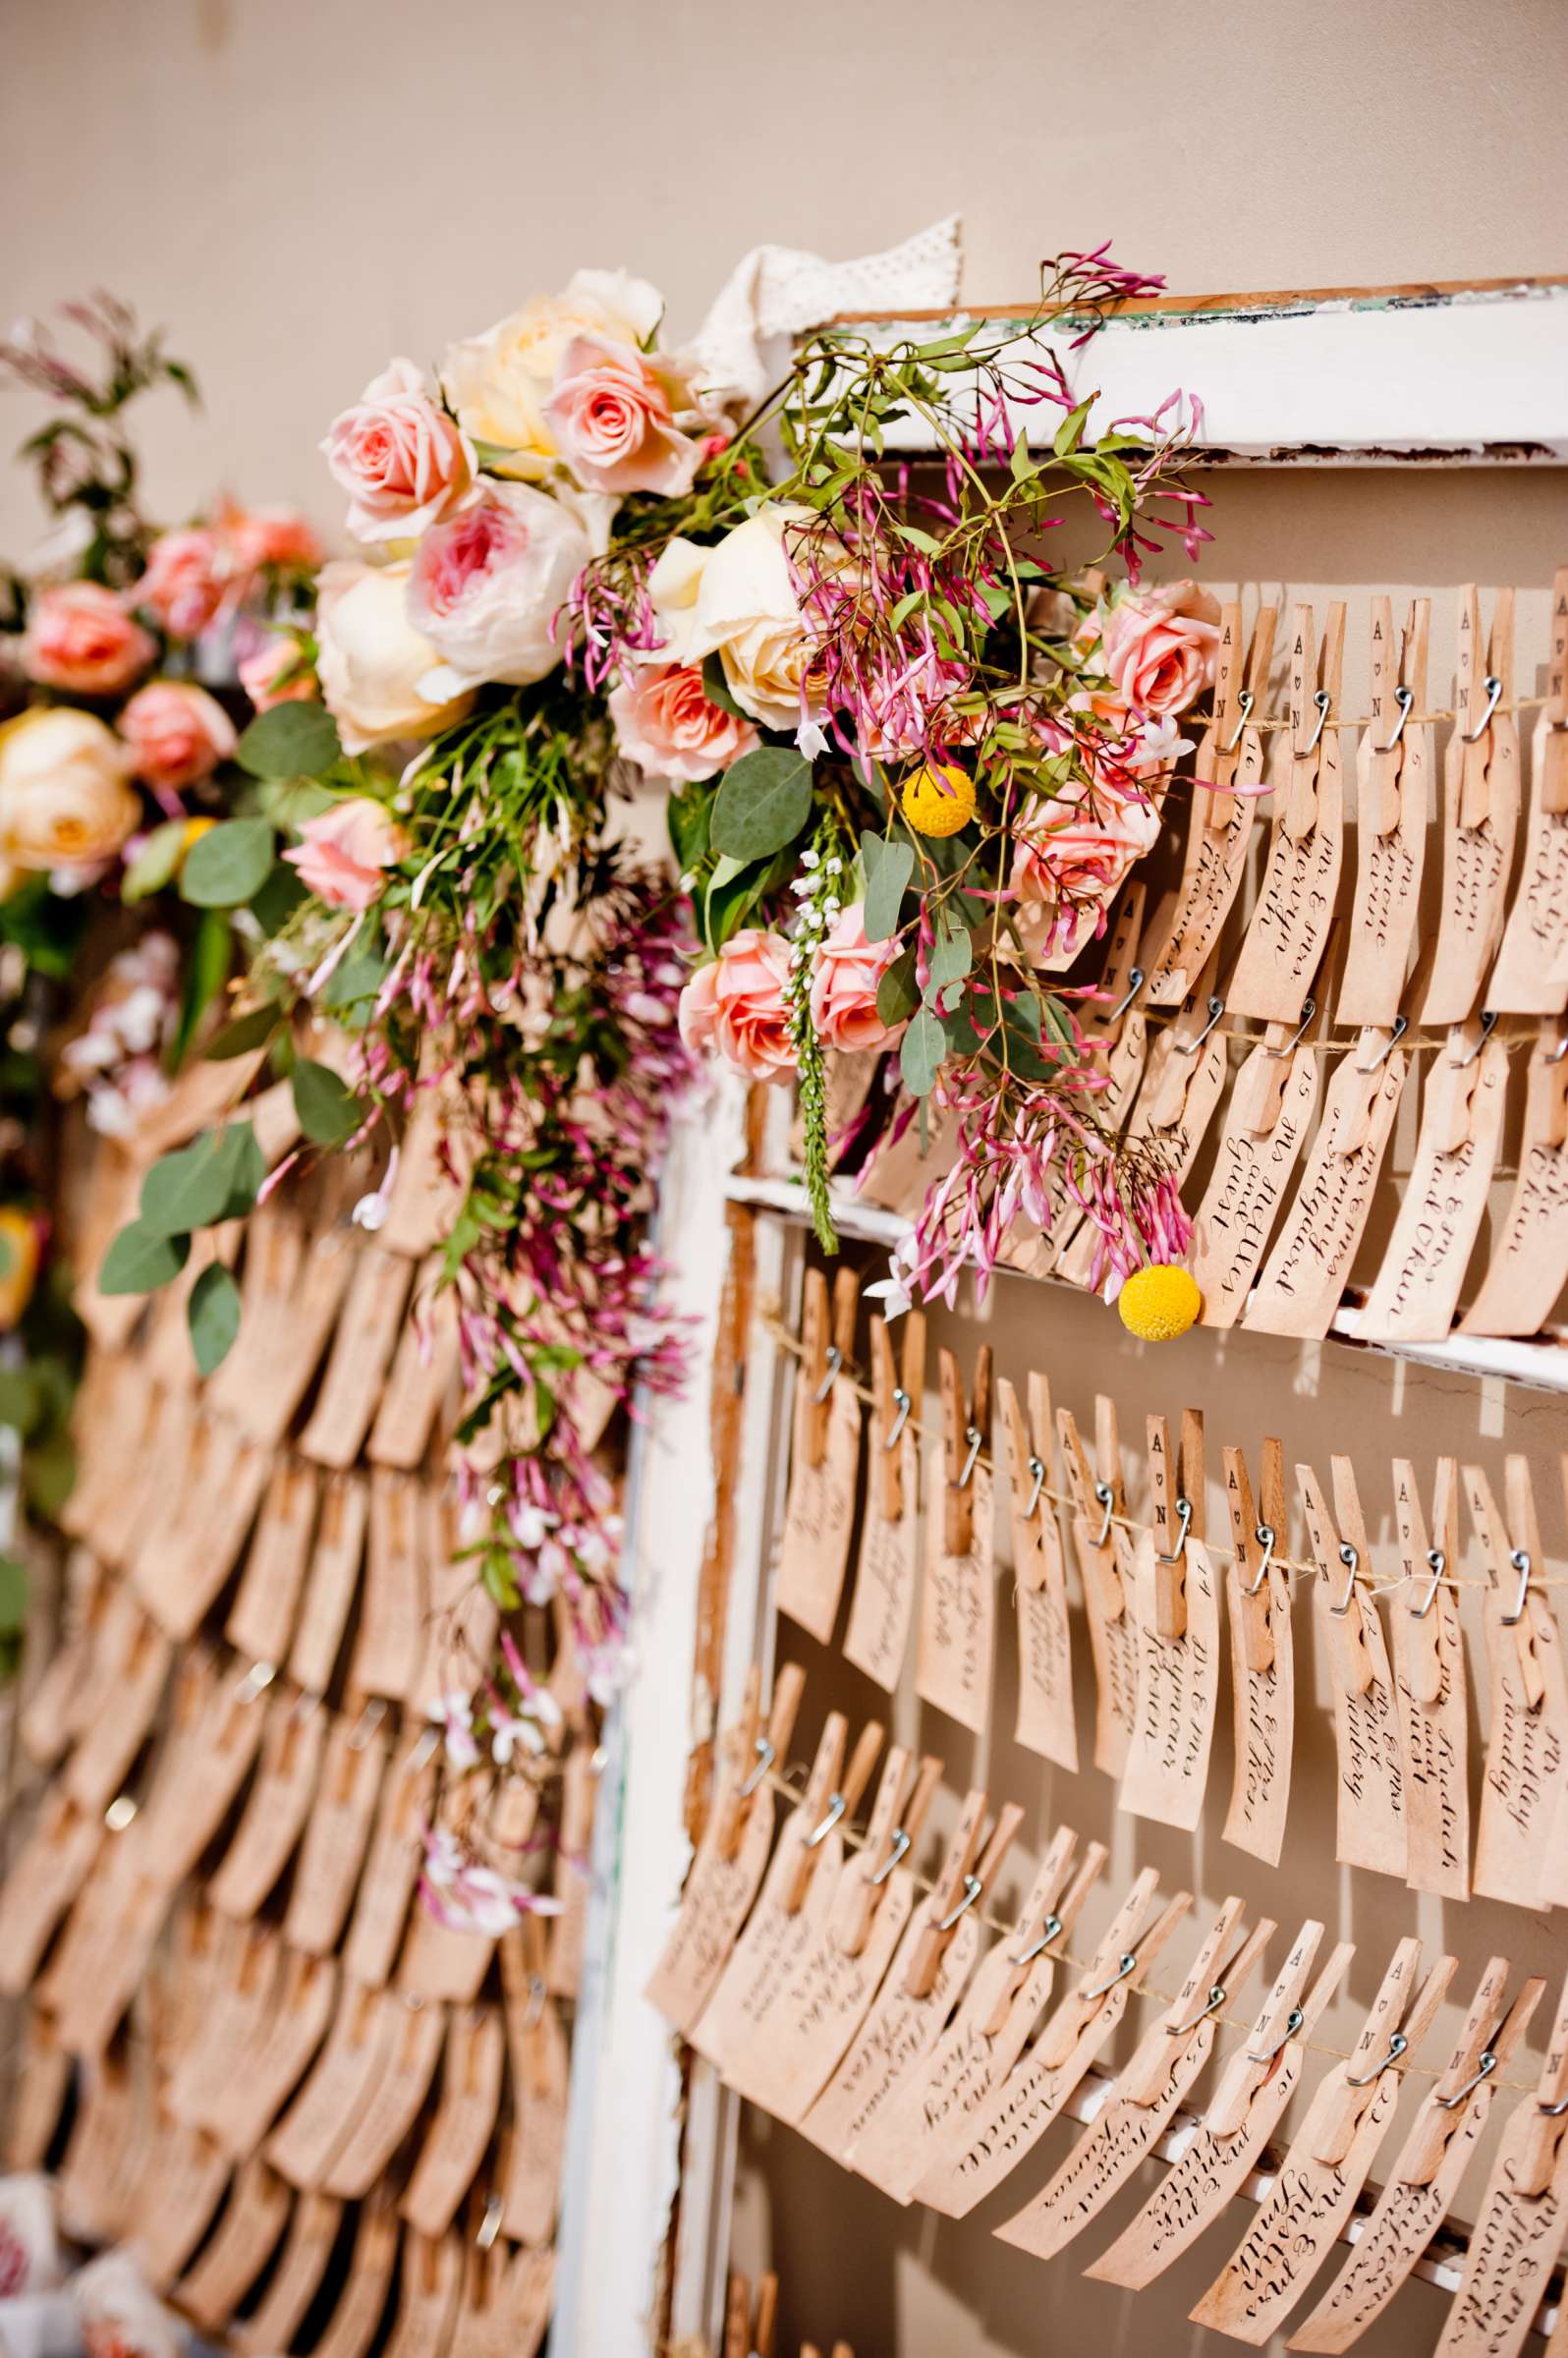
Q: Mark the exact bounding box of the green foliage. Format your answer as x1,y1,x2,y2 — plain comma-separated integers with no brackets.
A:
236,701,343,779
166,906,231,1069
98,1221,190,1296
204,1001,282,1060
899,1008,946,1097
187,1262,242,1375
709,746,812,862
861,831,914,943
291,1058,363,1147
180,817,276,908
138,1122,264,1236
120,818,187,904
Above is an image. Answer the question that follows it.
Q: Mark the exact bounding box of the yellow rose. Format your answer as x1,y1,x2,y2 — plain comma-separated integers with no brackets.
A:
0,1207,40,1330
0,707,140,875
314,560,475,755
440,268,665,481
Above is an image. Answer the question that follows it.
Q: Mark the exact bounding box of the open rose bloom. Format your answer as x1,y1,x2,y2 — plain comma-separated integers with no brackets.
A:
406,482,588,694
323,357,476,543
1097,580,1219,719
545,333,716,499
809,903,902,1053
283,796,409,911
21,582,154,696
134,527,232,640
607,661,756,782
119,680,237,794
677,927,796,1082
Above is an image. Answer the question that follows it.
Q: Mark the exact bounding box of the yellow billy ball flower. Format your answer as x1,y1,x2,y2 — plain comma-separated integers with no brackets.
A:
900,761,975,838
0,1207,41,1332
178,816,216,866
1118,1264,1202,1342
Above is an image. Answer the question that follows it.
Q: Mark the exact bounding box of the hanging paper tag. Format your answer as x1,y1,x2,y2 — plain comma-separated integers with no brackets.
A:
1245,1048,1406,1337
1361,1032,1508,1341
999,1376,1076,1770
1220,1440,1293,1867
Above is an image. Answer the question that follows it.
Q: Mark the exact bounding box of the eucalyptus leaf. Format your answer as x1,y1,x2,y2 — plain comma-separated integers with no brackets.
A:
205,1002,281,1061
188,1263,242,1376
292,1058,363,1147
0,1554,27,1634
139,1123,263,1237
900,1008,946,1098
120,818,187,904
180,817,276,909
236,701,342,779
700,651,749,723
99,1221,191,1296
167,906,231,1070
861,833,914,943
928,914,973,989
875,946,920,1028
709,746,813,862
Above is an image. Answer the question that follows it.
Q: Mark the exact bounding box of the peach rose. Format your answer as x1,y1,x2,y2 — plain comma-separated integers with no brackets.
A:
0,707,140,875
134,528,232,640
439,269,665,482
545,335,706,498
406,483,588,694
1010,781,1161,909
283,797,409,911
321,358,476,543
314,559,473,754
607,662,756,783
119,681,237,793
1099,581,1219,719
219,501,322,575
20,583,154,696
677,927,795,1082
237,630,317,710
810,903,900,1053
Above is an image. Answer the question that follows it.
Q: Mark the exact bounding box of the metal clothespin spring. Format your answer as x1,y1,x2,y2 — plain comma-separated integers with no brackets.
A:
236,1659,276,1705
1378,682,1415,754
884,1386,912,1450
1157,1495,1192,1566
1329,1541,1360,1618
1242,1523,1275,1600
1462,674,1503,742
1170,1984,1228,2038
1410,1548,1444,1620
1299,687,1333,756
1501,1547,1533,1628
1540,2094,1568,2118
1025,1454,1046,1520
956,1424,982,1490
1435,2050,1498,2109
1346,2030,1409,2087
1010,1913,1064,1968
935,1873,983,1933
812,1344,842,1405
476,2194,504,2250
1246,2006,1306,2065
1175,994,1225,1055
806,1792,847,1849
1221,688,1255,755
1264,999,1316,1059
1084,1950,1141,2002
1451,1008,1498,1069
1092,1480,1115,1548
869,1827,911,1887
738,1735,775,1801
1109,966,1147,1024
1359,1013,1409,1072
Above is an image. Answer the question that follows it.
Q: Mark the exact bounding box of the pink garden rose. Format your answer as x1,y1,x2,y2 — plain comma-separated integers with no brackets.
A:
284,797,409,911
677,927,795,1082
1010,781,1161,908
321,358,476,543
1098,581,1219,719
219,501,322,575
21,583,154,695
810,903,901,1053
544,334,706,497
119,681,237,793
406,482,588,693
237,630,317,710
607,661,756,782
134,527,231,640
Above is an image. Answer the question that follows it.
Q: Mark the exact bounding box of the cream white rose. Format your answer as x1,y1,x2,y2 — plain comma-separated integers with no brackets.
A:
406,483,588,695
314,559,475,755
646,507,824,733
439,268,665,481
0,707,140,875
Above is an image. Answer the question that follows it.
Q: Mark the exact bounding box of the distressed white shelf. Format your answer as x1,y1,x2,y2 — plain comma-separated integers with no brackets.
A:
722,1170,1568,1395
833,276,1568,464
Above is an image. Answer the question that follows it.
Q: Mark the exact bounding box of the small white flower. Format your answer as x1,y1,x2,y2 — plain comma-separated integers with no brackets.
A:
795,717,831,761
800,847,820,870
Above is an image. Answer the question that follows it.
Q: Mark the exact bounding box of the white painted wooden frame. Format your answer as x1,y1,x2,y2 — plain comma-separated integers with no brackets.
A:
834,276,1568,463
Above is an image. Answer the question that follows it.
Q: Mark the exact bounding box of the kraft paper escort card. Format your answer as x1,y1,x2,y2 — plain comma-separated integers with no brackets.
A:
1467,1460,1568,1911
350,1470,431,1704
1361,1022,1508,1341
208,1217,355,1450
176,2158,292,2332
299,1244,416,1469
400,2007,505,2237
1245,1038,1406,1338
220,1947,339,2161
0,1788,104,1993
340,1728,439,1987
288,1470,368,1696
308,2196,400,2358
380,2232,464,2358
1121,1411,1219,1830
1339,596,1431,1028
1089,1922,1351,2293
998,1374,1076,1769
208,1686,328,1921
1419,587,1521,1027
265,1980,402,2189
368,1269,462,1467
1296,1464,1408,1880
284,1705,390,1955
915,1346,994,1731
1388,1456,1471,1900
843,1313,924,1691
501,1926,570,2245
1057,1400,1138,1776
1220,1438,1293,1867
130,1411,269,1640
230,2190,343,2358
1227,603,1346,1025
323,1993,448,2199
1191,1940,1455,2345
1191,1019,1322,1327
1462,1024,1568,1337
1486,592,1568,1010
775,1266,863,1644
225,1457,320,1668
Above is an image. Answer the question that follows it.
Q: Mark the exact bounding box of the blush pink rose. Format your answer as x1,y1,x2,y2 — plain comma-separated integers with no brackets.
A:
220,501,322,574
321,358,476,543
608,662,756,782
809,903,901,1053
544,334,705,497
20,583,154,695
1099,582,1220,719
405,482,587,693
134,528,232,640
283,797,409,912
237,630,317,710
119,681,237,792
677,927,795,1082
1010,781,1161,907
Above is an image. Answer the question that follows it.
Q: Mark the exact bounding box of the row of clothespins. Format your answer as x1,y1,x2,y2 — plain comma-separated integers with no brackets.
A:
771,1268,1567,1901
651,1686,1568,2352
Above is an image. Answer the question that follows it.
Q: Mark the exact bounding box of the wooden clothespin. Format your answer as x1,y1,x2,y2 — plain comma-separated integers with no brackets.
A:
1090,881,1148,1042
1545,563,1568,816
1312,1940,1455,2168
1392,1456,1456,1708
1428,1012,1503,1151
1296,1463,1376,1696
902,1793,1023,1999
1225,1436,1284,1675
1144,947,1227,1130
1229,982,1328,1140
869,1310,924,1525
785,1714,882,1915
1056,1403,1125,1623
1035,1870,1193,2071
1204,602,1277,832
1511,1969,1568,2198
938,1344,991,1558
1465,1458,1548,1711
979,1829,1107,2038
1283,600,1346,843
798,1267,859,1470
1205,1924,1352,2138
834,1751,941,1958
1459,585,1514,831
1399,1957,1544,2188
998,1374,1052,1544
1146,1410,1204,1641
1119,1897,1274,2107
1368,593,1430,836
719,1664,806,1861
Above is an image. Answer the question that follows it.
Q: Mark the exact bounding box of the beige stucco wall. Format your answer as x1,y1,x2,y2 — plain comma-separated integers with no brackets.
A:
4,6,1567,2355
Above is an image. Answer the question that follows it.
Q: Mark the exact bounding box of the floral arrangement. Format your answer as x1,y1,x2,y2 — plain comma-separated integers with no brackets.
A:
73,249,1217,1890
